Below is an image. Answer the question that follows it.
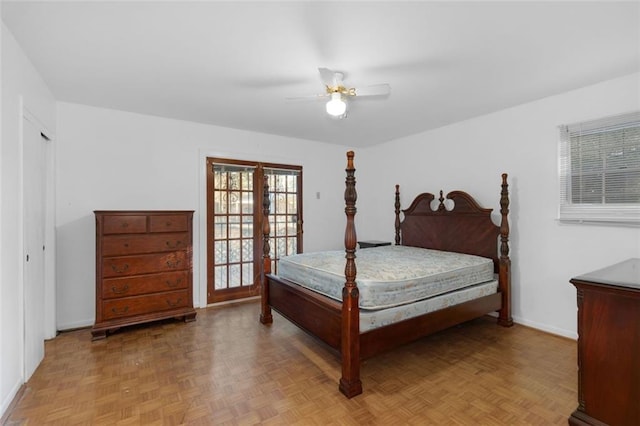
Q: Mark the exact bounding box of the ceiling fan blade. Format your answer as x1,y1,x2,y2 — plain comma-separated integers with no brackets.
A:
353,84,391,97
318,67,337,87
234,76,311,89
285,93,329,101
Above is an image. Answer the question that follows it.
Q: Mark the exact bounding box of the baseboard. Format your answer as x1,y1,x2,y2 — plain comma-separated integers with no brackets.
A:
512,315,577,340
0,380,24,423
56,318,93,332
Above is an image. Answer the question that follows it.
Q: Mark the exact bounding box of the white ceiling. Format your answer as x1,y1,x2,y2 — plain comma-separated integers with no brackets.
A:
2,1,639,147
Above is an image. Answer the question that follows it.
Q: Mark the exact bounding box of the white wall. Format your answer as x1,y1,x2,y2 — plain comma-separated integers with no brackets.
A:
0,22,56,416
55,102,349,330
358,73,640,338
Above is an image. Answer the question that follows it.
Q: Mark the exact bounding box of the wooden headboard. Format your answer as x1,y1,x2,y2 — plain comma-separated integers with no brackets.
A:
394,174,510,273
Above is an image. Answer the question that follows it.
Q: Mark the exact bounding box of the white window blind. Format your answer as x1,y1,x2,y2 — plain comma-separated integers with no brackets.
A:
558,111,640,225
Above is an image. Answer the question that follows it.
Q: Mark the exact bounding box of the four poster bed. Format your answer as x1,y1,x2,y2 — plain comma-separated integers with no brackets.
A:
259,151,513,398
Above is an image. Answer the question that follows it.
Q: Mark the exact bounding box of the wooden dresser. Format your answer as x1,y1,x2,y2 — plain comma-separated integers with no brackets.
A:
569,258,639,426
92,210,197,340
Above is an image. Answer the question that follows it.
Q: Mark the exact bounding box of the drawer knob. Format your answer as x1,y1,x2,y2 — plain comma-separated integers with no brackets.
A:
111,263,129,273
166,298,182,307
166,279,182,288
166,260,181,268
111,306,129,314
111,284,130,294
165,240,182,249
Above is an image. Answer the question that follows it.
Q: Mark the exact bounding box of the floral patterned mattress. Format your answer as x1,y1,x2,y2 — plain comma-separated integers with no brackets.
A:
277,245,496,310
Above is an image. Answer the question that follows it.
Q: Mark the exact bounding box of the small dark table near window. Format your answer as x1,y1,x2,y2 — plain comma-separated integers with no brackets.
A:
569,258,640,426
358,240,391,249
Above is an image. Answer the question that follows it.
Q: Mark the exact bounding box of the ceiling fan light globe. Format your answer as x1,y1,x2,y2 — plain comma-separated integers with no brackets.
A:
326,93,347,117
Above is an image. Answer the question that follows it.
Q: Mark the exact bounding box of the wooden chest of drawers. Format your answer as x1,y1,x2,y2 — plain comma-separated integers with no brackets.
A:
569,259,640,426
92,210,197,340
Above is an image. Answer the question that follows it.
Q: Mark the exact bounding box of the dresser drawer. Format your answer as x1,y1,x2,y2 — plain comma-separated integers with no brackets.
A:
102,251,188,278
102,215,147,235
101,232,190,256
149,214,189,233
102,290,190,321
101,271,189,299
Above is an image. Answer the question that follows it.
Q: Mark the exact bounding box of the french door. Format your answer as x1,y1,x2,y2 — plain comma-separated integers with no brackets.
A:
206,158,302,304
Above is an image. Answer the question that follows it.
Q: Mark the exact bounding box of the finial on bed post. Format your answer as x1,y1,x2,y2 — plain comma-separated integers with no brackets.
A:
394,185,401,245
340,150,362,398
260,175,273,325
437,190,446,211
498,173,513,327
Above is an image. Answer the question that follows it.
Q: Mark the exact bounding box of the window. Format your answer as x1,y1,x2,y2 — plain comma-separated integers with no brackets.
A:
558,111,640,225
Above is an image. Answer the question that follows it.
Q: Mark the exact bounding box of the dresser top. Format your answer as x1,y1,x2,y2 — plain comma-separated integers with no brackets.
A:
94,210,194,214
571,258,640,290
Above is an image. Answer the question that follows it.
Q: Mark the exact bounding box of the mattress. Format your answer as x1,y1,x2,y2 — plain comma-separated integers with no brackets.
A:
277,245,495,310
360,280,498,332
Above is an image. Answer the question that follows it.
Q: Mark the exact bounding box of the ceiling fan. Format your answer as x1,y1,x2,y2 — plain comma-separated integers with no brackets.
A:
289,68,391,118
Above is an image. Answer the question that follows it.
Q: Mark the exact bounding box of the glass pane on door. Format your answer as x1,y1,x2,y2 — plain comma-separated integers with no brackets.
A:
210,164,257,300
265,168,301,275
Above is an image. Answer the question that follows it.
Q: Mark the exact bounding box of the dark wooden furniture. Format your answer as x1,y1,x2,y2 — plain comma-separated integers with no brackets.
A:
358,240,391,249
569,258,640,426
260,151,513,398
92,210,197,340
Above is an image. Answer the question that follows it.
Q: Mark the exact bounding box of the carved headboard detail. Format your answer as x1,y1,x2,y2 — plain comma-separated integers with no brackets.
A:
394,177,509,273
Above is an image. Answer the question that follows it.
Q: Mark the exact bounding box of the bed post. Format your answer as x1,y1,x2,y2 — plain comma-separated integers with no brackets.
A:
260,175,273,325
498,173,513,327
339,151,362,398
394,185,401,245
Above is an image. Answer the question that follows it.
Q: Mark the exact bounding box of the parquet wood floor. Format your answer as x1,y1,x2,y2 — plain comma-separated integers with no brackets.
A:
3,301,577,425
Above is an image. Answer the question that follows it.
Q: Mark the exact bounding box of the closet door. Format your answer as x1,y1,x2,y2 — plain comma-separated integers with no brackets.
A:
23,116,47,380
